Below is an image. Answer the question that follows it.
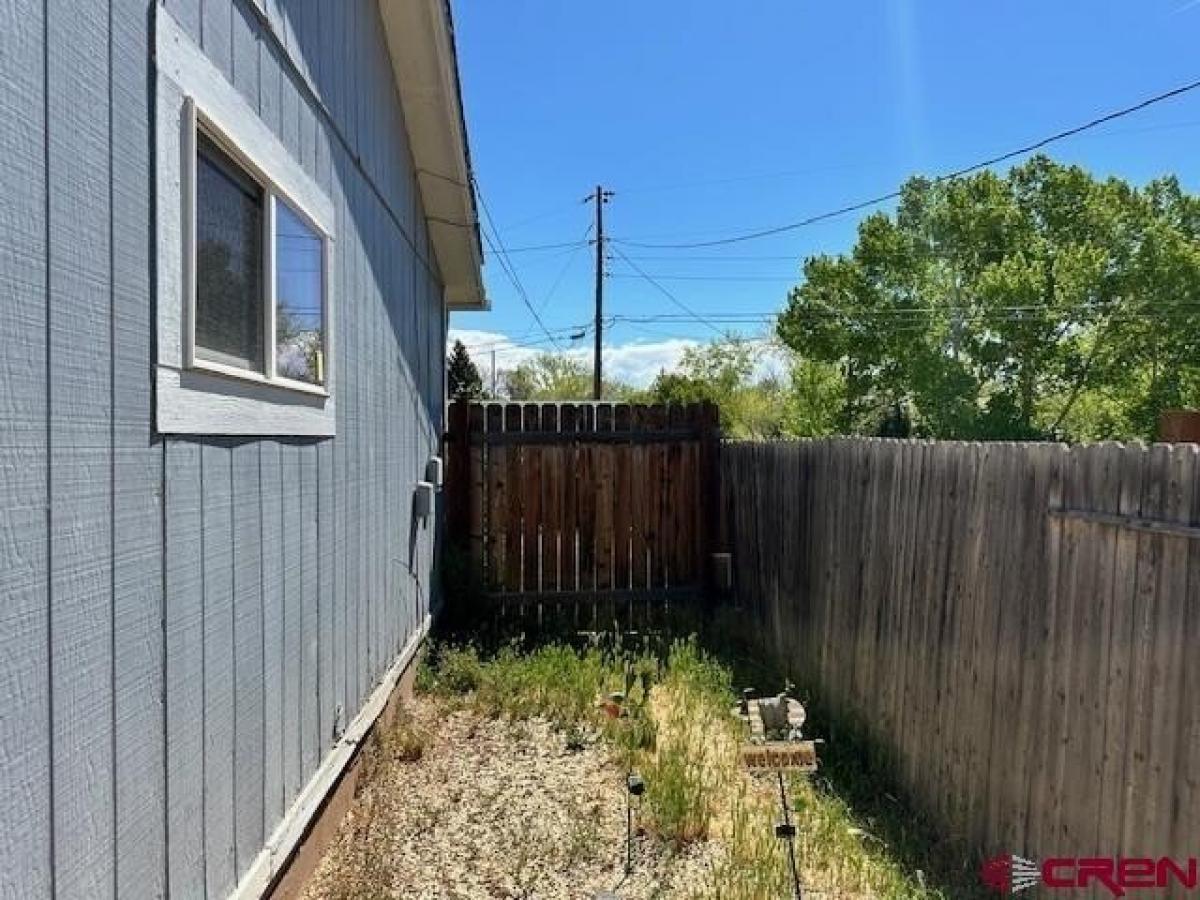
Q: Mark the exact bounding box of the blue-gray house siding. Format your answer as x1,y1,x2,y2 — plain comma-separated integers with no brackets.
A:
0,1,448,897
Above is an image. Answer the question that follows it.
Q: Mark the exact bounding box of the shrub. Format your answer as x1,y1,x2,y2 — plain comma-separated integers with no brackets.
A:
382,710,431,763
429,644,485,694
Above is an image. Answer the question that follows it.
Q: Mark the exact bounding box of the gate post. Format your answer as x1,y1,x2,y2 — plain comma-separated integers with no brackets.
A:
698,401,722,601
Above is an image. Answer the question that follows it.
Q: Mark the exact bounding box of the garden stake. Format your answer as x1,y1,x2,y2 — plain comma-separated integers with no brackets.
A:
628,777,638,878
777,770,803,900
626,779,632,875
625,772,645,875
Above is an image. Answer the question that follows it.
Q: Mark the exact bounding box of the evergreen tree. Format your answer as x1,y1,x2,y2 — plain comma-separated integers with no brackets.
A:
447,339,484,400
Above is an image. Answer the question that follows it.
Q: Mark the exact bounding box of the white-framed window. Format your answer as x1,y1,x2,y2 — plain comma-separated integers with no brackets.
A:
156,10,336,436
186,104,330,395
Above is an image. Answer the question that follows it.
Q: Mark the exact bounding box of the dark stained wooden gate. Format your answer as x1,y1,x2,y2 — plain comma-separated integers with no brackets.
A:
446,401,720,615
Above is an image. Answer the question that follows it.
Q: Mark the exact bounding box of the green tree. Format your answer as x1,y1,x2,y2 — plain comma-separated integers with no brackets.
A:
647,336,844,439
776,155,1200,440
780,357,845,437
500,353,642,400
447,339,484,400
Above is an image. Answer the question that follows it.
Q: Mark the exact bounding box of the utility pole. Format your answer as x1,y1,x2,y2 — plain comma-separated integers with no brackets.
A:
490,348,497,396
587,185,613,400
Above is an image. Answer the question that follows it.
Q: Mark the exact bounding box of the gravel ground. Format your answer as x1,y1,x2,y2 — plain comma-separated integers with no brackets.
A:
301,698,721,900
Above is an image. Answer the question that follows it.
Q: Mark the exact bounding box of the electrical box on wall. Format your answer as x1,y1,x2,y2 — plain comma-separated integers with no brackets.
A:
425,456,444,489
414,481,435,519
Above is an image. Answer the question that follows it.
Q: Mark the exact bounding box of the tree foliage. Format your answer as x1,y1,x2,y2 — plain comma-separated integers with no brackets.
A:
467,336,843,439
647,337,844,439
776,155,1200,440
500,353,642,401
447,339,484,400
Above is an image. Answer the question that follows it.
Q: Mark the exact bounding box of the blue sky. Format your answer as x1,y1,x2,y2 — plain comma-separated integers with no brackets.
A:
450,0,1200,385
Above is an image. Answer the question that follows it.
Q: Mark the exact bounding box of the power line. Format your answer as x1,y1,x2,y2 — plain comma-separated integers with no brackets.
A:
615,253,803,262
613,162,871,196
500,229,595,344
473,179,563,350
609,245,726,336
538,223,594,315
610,191,1105,247
453,302,1198,360
612,75,1200,250
607,300,1200,331
480,226,563,348
490,223,595,348
502,200,592,231
611,313,779,323
457,322,594,354
483,239,592,254
609,118,1200,200
609,273,799,283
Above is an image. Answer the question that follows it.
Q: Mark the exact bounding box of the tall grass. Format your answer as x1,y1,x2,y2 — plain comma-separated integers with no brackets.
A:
639,639,735,848
703,779,791,900
419,636,983,898
420,641,642,728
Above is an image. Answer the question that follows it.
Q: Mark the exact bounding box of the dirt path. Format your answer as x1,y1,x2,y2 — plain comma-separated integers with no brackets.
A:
301,698,718,900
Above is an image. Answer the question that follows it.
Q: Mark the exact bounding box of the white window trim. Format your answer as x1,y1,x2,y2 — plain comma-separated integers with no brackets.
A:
156,10,336,436
186,106,333,397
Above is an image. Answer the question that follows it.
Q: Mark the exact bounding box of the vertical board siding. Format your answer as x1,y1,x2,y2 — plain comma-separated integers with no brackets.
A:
230,0,260,110
112,0,166,895
201,444,235,898
317,441,335,754
1,0,449,896
201,0,233,81
163,0,200,45
0,0,50,896
347,176,364,710
332,172,350,741
232,443,264,878
723,439,1200,865
48,0,114,895
257,29,281,136
300,446,319,780
260,441,285,829
165,442,205,899
280,444,302,805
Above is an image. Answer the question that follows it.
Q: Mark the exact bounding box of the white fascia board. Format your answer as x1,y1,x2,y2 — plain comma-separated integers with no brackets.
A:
378,0,487,311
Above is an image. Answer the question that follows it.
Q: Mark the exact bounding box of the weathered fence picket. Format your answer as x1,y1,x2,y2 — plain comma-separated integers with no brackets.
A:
721,438,1200,864
447,400,720,628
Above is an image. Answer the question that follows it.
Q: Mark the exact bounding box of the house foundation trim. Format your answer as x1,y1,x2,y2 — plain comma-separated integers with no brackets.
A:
228,615,432,900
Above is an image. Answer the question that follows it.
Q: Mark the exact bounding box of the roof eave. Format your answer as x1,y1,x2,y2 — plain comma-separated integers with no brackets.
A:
378,0,487,311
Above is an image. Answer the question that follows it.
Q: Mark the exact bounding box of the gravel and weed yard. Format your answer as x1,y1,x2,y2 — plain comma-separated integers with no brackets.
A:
301,639,984,900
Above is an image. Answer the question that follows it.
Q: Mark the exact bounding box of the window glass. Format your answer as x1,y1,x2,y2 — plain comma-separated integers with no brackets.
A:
195,133,264,371
275,200,325,385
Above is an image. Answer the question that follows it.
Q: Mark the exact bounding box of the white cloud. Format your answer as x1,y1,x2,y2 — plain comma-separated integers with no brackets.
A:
598,338,699,385
448,328,701,387
447,329,792,389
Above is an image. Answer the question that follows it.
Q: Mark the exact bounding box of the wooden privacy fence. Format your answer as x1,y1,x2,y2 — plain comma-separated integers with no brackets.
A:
722,439,1199,864
446,401,720,618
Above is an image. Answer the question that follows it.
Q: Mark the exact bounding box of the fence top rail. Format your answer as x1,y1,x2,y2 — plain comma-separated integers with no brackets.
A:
448,399,720,439
720,436,1200,452
458,400,712,409
471,428,706,445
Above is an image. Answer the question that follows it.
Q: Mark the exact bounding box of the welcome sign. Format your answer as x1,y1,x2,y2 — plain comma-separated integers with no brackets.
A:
740,741,819,772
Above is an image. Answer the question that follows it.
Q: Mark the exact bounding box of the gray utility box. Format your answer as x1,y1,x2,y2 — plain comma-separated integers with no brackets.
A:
414,480,435,519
